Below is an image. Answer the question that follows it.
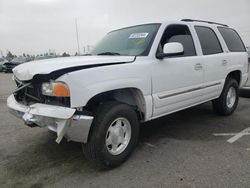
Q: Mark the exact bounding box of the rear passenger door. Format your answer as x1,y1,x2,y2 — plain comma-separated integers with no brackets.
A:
217,27,248,87
194,26,227,100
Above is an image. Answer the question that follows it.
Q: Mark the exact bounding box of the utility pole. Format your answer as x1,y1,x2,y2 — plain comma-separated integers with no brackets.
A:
75,18,80,55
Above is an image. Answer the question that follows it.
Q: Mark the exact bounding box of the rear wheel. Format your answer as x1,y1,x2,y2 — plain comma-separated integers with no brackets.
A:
212,79,239,116
82,101,140,169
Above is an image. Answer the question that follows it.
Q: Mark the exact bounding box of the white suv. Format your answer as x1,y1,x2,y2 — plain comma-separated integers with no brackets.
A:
7,19,249,168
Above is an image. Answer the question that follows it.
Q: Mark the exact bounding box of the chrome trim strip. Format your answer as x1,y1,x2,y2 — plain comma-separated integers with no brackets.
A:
158,82,222,99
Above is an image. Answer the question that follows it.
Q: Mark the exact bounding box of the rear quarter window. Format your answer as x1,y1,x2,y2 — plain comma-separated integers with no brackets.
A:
218,27,246,52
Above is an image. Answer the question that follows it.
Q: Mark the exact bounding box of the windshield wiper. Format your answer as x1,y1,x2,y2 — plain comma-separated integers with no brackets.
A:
97,52,121,56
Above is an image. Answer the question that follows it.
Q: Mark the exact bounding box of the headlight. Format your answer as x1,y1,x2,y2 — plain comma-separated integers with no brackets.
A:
41,82,70,97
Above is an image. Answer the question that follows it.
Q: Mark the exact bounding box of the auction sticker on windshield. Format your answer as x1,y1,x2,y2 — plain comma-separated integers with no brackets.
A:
129,33,149,39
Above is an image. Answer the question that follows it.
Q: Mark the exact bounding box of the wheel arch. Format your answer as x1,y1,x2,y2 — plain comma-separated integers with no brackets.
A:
226,70,241,85
85,87,147,121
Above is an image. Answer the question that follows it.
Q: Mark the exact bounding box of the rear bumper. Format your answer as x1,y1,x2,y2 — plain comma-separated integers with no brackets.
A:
7,94,93,143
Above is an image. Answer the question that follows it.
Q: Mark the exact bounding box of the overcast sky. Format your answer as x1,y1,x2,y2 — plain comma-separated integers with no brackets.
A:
0,0,250,56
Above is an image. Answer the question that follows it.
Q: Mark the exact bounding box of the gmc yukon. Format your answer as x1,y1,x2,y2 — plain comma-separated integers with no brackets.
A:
7,19,249,168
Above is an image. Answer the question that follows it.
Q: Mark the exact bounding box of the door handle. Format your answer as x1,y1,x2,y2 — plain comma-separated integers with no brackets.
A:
222,60,228,66
194,63,203,70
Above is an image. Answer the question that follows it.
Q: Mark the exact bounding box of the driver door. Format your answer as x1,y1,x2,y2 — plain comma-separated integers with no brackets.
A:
152,24,204,117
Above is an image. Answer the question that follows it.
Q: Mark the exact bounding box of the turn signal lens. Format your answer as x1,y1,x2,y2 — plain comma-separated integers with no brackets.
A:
52,83,70,97
41,82,70,97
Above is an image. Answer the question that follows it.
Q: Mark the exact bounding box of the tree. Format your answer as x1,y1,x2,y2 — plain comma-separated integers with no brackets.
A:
62,52,70,57
6,51,14,60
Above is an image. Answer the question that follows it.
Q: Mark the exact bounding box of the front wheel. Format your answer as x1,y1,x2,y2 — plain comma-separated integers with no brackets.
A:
82,101,140,169
212,79,239,116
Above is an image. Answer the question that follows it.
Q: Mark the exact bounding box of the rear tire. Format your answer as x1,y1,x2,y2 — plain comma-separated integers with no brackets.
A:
212,79,239,116
82,101,140,169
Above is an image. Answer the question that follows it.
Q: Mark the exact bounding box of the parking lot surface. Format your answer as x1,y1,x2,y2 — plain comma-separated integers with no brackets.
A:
0,73,250,188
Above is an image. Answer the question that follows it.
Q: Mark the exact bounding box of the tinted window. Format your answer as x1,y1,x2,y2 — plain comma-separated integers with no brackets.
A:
158,25,196,57
195,26,223,55
218,27,246,52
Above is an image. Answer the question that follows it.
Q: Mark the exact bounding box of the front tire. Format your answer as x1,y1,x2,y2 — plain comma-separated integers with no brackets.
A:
82,101,140,169
212,79,239,116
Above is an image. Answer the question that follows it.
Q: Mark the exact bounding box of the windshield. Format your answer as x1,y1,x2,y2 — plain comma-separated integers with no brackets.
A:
91,24,160,56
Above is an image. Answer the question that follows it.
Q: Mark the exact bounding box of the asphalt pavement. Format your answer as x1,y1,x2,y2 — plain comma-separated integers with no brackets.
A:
0,73,250,188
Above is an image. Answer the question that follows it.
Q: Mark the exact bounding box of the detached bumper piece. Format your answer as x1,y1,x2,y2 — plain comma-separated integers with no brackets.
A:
7,94,93,143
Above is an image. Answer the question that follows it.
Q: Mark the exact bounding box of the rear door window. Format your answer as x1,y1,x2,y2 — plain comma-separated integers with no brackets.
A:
195,26,223,55
218,27,246,52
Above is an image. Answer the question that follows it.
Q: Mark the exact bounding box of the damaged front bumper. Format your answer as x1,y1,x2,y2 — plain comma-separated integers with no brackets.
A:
7,94,93,143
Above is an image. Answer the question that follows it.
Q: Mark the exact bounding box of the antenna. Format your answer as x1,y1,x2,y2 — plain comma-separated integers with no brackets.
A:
75,17,80,55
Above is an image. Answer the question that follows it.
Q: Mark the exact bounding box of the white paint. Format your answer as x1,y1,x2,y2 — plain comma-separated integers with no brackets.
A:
9,20,249,142
13,56,135,81
129,33,149,39
163,42,184,55
227,127,250,144
12,21,248,121
213,127,250,143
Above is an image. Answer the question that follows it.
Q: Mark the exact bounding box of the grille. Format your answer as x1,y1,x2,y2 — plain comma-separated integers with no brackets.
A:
14,78,43,105
14,77,70,107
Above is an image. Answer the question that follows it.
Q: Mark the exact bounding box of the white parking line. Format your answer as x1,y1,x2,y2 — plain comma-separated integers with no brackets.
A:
213,127,250,143
227,127,250,143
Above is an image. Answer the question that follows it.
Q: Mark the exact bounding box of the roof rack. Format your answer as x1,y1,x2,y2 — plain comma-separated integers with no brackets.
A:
181,19,229,27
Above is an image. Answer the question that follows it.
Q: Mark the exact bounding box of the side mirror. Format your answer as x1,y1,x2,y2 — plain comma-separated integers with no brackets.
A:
156,42,184,59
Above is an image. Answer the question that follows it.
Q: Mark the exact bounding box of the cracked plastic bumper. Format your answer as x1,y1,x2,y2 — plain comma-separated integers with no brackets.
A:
7,94,93,143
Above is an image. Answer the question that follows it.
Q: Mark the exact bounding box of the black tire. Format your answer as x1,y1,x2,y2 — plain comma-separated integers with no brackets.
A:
82,101,140,169
212,79,239,116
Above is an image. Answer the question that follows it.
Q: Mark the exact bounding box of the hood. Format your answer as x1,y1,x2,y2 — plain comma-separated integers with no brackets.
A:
13,56,135,81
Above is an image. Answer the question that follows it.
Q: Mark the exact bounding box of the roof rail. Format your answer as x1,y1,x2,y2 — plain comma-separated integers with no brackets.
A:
181,19,229,27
